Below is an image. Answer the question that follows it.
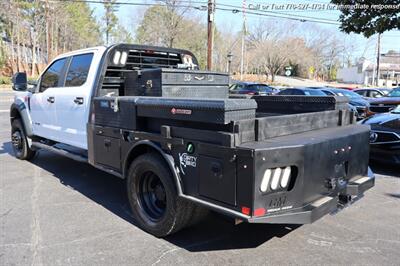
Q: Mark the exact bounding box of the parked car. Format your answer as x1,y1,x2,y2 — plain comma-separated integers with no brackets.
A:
229,82,275,95
279,88,361,118
353,88,392,99
277,87,326,96
367,87,400,114
320,88,370,119
360,105,400,165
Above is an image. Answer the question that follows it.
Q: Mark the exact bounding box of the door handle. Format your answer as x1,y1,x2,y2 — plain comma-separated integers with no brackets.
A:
74,97,84,105
47,97,55,103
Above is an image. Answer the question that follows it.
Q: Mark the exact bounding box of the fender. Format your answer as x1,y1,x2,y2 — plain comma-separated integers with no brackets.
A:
123,140,184,195
10,101,34,137
122,140,252,219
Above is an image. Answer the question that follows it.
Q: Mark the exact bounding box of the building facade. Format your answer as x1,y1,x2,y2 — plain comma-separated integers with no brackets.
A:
337,50,400,87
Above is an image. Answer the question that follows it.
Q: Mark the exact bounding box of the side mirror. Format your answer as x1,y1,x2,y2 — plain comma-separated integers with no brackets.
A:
12,72,27,91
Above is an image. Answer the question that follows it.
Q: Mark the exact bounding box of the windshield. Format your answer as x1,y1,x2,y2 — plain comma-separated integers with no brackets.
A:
304,90,326,96
247,84,272,91
388,88,400,97
335,90,362,99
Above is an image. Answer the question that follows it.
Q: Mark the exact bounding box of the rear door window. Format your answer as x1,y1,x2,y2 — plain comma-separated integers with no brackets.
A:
280,89,293,95
39,58,67,92
247,85,260,92
65,53,94,87
369,90,382,98
355,90,366,97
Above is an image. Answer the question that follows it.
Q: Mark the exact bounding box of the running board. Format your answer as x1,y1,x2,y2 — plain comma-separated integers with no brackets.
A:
32,141,88,163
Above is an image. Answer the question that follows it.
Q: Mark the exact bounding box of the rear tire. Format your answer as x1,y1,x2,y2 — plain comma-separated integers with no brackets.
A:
188,205,209,227
11,119,36,160
127,153,194,237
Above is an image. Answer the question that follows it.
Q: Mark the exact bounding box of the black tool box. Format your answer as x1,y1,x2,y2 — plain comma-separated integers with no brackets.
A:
253,95,348,114
93,97,138,130
136,97,257,124
124,68,229,98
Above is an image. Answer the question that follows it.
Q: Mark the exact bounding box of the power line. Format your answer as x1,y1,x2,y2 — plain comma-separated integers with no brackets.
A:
49,0,208,9
216,3,340,24
50,0,342,25
215,6,340,25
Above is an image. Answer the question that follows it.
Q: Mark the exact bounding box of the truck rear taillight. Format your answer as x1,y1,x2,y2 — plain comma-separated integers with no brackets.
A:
260,166,296,193
241,206,251,215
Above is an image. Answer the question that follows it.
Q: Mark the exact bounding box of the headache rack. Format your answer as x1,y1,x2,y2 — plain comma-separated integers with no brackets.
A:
126,49,182,68
99,46,186,96
98,44,229,99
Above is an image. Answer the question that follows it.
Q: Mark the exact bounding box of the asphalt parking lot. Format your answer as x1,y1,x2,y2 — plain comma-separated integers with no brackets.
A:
0,89,399,265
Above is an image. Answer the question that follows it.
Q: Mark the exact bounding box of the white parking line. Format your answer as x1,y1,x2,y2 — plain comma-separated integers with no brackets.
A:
0,110,9,113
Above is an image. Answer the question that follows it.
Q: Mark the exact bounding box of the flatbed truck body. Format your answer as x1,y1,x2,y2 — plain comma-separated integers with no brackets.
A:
10,44,374,237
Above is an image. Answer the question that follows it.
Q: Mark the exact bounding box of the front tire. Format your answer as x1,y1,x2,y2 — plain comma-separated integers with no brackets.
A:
11,119,36,160
127,153,193,237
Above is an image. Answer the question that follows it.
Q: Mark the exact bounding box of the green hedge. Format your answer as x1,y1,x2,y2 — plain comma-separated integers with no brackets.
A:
0,76,11,85
28,77,38,83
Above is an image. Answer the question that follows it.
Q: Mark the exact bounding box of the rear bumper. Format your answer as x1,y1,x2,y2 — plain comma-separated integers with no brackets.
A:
247,171,375,224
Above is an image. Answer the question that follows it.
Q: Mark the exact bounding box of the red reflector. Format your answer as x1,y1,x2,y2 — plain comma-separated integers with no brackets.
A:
254,208,266,217
241,206,251,215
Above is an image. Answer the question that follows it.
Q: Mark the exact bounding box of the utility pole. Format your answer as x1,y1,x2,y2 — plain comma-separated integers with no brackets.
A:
376,33,381,86
240,0,247,80
227,52,233,78
207,0,215,70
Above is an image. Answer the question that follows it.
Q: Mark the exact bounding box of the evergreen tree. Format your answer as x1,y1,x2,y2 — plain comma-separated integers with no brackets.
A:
331,0,400,37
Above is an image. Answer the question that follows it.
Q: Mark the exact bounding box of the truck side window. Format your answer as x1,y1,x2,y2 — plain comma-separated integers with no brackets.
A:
39,58,67,92
65,53,94,87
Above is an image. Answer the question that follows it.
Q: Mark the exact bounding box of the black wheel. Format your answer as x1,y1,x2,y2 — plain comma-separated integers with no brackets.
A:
127,153,194,237
11,119,36,160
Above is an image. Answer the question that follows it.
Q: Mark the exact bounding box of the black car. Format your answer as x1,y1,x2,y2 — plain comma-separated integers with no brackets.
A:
279,88,361,116
229,82,275,96
277,87,326,96
320,88,370,119
360,105,400,165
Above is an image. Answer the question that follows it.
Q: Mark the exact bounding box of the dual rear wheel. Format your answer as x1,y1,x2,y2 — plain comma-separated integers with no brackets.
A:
127,153,208,237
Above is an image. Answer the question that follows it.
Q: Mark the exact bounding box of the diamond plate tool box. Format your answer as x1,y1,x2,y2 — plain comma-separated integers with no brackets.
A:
136,97,257,124
253,95,349,114
124,68,229,98
93,97,138,130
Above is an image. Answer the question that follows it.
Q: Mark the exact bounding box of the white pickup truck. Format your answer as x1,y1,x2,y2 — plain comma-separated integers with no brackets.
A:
10,44,374,237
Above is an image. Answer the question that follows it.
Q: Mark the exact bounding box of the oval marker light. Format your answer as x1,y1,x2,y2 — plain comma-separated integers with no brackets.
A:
270,168,281,190
120,51,128,65
113,51,121,65
260,169,272,192
280,166,291,188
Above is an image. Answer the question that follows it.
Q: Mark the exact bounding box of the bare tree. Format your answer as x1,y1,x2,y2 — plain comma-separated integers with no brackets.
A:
136,0,192,48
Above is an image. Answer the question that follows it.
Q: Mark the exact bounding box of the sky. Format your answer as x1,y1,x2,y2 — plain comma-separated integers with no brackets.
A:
90,0,400,63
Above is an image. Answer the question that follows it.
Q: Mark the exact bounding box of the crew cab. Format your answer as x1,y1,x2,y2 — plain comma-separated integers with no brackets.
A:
10,44,375,237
